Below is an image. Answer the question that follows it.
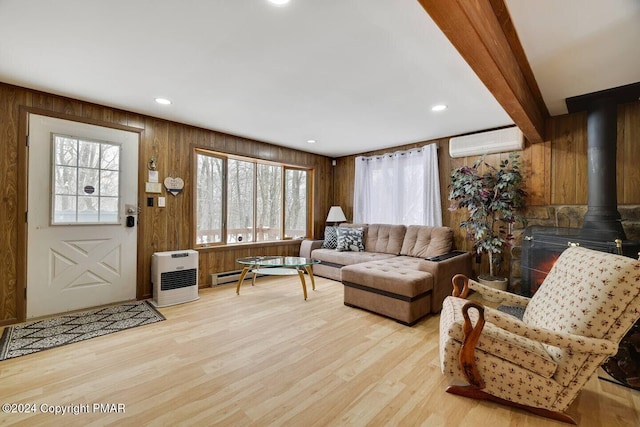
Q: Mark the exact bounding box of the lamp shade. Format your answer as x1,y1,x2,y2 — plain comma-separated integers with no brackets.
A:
326,206,347,223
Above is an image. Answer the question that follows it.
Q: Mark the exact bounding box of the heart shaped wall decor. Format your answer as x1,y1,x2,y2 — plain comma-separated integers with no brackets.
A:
164,176,184,196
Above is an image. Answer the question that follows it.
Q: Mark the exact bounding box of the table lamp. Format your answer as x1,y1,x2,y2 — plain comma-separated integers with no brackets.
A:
326,206,347,225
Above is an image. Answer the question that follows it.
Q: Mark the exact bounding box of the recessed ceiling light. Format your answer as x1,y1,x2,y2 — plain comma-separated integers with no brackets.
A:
431,104,447,112
268,0,290,5
306,139,317,144
155,97,172,105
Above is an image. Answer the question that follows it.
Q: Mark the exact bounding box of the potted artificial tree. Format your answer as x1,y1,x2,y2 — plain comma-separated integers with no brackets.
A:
448,153,526,296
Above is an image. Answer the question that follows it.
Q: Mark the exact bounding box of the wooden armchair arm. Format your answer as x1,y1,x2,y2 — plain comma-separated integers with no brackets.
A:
458,301,486,389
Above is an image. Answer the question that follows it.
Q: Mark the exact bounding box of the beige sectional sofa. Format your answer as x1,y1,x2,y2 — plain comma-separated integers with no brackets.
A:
300,224,472,325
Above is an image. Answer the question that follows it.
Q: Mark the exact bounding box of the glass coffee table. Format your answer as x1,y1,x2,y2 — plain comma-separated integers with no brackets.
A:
235,256,320,300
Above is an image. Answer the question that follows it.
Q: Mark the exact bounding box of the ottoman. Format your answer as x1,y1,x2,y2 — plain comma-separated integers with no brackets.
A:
341,258,434,325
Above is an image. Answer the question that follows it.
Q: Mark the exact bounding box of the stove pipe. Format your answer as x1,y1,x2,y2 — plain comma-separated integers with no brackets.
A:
566,83,640,240
582,97,626,239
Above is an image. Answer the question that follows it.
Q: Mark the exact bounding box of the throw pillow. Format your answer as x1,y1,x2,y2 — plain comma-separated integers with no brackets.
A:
321,226,338,249
336,227,365,252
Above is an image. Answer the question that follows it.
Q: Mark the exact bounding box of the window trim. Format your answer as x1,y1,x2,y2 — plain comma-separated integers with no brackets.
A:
192,147,313,249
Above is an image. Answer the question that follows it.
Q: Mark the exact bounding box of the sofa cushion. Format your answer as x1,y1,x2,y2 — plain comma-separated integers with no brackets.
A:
336,227,365,252
341,257,433,299
400,225,453,258
365,224,406,255
321,226,338,249
311,248,397,266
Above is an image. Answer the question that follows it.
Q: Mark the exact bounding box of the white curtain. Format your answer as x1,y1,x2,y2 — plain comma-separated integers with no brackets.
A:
353,144,442,226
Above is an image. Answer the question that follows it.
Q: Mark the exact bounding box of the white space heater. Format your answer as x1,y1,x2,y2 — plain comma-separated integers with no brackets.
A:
151,250,199,307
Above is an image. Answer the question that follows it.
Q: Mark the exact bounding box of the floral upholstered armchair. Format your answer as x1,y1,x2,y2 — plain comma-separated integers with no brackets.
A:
439,246,640,424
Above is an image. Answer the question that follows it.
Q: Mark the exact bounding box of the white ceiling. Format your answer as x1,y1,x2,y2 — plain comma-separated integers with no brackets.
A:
505,0,640,115
0,1,638,157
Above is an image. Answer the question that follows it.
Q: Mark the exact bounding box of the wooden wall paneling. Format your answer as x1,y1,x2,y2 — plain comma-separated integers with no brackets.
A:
102,108,129,127
239,137,256,158
617,105,626,204
223,134,236,154
0,85,22,324
126,113,145,129
81,103,107,122
210,130,221,150
15,106,28,324
136,126,149,300
0,82,334,322
200,127,215,150
198,251,209,287
140,118,169,298
619,102,640,204
313,159,332,238
334,155,355,221
52,97,83,116
166,122,184,251
549,112,585,204
180,127,196,250
194,129,208,150
31,92,54,110
522,137,551,206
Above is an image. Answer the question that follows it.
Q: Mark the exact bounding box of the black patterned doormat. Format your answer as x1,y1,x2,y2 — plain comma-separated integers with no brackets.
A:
0,301,165,361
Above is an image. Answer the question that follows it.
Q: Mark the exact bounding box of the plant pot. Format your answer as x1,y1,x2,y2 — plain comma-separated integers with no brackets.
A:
477,275,508,302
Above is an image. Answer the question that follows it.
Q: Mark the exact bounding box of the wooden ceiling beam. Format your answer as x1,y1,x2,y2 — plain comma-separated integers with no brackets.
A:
417,0,549,143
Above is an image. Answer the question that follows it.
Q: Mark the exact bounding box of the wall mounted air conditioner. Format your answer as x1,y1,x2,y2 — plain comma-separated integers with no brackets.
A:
151,250,199,307
449,126,524,158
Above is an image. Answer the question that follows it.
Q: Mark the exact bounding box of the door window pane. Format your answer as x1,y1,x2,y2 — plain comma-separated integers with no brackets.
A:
53,136,77,166
51,135,121,224
101,144,120,170
78,168,100,196
78,140,100,168
100,197,119,223
77,196,100,223
54,195,77,223
100,170,119,196
54,166,77,195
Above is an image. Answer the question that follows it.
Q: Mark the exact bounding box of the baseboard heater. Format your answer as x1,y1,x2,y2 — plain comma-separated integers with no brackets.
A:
210,270,266,286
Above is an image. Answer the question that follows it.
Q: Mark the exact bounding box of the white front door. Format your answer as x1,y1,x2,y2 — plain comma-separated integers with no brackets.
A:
27,114,139,319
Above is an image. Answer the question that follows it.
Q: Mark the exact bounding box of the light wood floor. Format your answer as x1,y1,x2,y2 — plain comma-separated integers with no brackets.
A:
1,276,638,426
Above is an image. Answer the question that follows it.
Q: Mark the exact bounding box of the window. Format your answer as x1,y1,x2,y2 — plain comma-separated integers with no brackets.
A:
195,153,223,244
51,134,121,225
353,144,442,226
194,149,311,246
284,168,308,239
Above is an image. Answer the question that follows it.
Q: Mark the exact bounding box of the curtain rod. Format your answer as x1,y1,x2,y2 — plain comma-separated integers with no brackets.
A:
356,143,437,161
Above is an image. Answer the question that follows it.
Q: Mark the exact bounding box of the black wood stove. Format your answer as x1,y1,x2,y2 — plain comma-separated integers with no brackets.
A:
520,82,640,389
